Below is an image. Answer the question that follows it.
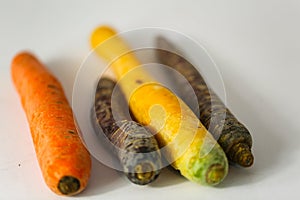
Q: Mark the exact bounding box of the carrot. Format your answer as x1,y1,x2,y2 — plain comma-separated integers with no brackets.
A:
11,52,91,196
92,77,161,185
156,37,254,167
90,26,228,186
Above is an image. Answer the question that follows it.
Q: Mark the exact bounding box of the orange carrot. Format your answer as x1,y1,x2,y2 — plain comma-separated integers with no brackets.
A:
11,52,91,196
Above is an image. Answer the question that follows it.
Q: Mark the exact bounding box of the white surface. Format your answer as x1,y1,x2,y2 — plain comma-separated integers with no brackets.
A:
1,0,300,199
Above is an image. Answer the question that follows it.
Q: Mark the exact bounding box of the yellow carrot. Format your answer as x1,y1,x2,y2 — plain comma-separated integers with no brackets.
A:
90,26,228,185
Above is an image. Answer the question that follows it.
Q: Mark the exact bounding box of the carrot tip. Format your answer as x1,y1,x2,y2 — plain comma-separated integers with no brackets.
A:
57,176,80,195
90,26,117,49
238,152,254,167
127,162,160,185
230,143,254,167
206,164,226,185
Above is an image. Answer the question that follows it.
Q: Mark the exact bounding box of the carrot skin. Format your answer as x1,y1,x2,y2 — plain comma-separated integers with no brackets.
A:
11,52,91,196
90,26,228,186
93,77,161,185
156,37,254,167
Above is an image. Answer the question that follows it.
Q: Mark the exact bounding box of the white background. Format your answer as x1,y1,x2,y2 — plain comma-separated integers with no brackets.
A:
1,0,300,199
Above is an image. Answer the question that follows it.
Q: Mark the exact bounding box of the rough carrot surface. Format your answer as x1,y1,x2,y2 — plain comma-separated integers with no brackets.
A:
93,77,161,185
90,26,228,186
11,52,91,196
156,37,254,167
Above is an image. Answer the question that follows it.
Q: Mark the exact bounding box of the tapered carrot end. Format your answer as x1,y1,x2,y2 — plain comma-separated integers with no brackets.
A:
206,164,227,185
127,162,161,185
57,176,80,196
230,143,254,167
238,151,254,167
11,52,37,66
12,52,31,70
11,52,41,93
90,25,117,49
